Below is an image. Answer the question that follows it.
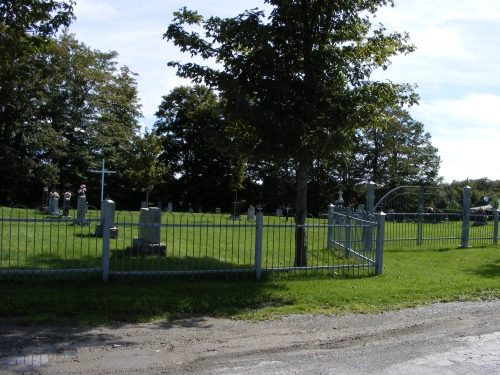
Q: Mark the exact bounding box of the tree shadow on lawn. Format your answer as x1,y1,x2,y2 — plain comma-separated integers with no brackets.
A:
469,259,500,279
1,248,291,328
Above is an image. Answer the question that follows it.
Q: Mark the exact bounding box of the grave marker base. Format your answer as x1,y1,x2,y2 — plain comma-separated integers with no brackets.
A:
95,224,119,239
133,238,166,256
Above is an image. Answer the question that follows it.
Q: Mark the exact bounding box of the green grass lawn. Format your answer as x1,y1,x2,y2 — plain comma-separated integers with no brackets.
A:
0,243,498,326
1,208,374,275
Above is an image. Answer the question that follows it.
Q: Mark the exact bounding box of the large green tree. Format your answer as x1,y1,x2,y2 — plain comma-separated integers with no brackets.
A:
0,31,142,206
1,0,75,204
165,0,418,266
154,85,234,211
362,107,441,190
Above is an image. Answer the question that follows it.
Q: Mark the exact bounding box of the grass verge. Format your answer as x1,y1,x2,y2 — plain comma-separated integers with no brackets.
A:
0,244,499,326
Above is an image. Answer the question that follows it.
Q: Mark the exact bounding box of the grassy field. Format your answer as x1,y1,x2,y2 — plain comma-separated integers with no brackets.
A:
0,243,498,326
1,207,498,326
1,208,374,275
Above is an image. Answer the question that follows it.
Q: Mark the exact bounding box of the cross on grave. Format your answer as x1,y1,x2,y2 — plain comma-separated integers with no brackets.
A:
90,159,116,202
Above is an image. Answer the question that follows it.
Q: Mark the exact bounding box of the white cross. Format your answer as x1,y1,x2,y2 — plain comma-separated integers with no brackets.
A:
90,159,116,202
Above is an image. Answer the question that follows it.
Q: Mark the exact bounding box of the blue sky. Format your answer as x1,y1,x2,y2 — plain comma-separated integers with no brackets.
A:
69,0,500,183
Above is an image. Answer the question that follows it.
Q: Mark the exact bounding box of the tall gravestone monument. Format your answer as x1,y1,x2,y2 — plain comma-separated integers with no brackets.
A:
133,207,166,255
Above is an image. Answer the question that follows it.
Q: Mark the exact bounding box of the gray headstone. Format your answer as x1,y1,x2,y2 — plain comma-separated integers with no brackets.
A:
198,207,202,213
215,208,221,214
141,201,147,209
76,196,88,224
247,206,255,221
139,207,161,244
42,187,48,207
63,197,71,217
167,202,173,212
189,208,193,214
49,197,59,214
276,208,282,217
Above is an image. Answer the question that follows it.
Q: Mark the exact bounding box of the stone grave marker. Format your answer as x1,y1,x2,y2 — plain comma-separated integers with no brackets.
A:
141,201,147,209
276,208,282,217
76,196,88,225
42,187,48,208
198,206,202,213
167,202,173,212
62,192,71,217
215,208,221,214
95,199,119,239
247,206,255,221
49,196,59,215
133,207,166,255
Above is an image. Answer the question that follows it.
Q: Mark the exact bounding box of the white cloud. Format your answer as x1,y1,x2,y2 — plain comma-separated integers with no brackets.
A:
409,94,500,181
74,0,119,20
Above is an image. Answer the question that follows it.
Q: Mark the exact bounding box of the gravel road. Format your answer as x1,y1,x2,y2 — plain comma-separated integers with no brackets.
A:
1,300,500,374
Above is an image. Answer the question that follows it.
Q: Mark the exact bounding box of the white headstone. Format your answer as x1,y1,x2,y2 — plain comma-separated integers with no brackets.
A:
139,207,161,244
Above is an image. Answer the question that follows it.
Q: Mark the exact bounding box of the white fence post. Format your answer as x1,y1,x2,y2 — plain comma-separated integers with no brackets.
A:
375,211,386,275
344,206,352,258
494,209,499,245
255,211,263,280
327,204,334,250
460,185,471,248
102,201,111,282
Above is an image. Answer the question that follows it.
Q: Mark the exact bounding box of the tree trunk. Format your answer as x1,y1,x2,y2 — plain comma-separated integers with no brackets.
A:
294,157,309,267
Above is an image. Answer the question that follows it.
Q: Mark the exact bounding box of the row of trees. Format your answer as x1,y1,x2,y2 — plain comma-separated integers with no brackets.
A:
153,85,442,213
0,0,443,214
1,1,166,206
3,0,499,265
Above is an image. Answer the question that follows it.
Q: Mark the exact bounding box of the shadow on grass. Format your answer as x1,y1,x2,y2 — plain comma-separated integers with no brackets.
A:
469,259,500,279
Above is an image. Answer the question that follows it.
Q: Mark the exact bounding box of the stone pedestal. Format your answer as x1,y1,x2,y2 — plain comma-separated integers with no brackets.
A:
132,238,166,255
62,197,71,217
49,197,59,215
76,196,88,224
247,206,255,221
95,224,119,238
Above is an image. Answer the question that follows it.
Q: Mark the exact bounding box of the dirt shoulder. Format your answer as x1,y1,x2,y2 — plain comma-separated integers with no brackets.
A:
1,300,500,374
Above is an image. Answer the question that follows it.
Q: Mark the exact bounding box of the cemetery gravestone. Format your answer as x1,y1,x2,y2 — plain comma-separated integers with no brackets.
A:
62,192,71,217
42,187,48,208
49,196,59,216
133,207,166,255
167,202,173,212
276,208,282,217
76,196,88,225
198,207,202,213
215,208,221,214
247,206,255,221
141,202,147,209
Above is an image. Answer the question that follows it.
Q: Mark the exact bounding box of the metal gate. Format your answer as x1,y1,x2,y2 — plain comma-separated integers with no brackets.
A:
374,186,462,246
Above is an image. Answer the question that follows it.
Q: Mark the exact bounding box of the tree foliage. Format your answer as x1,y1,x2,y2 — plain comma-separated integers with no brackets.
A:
154,85,235,211
165,0,418,265
0,31,142,206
